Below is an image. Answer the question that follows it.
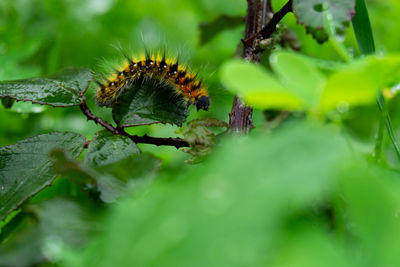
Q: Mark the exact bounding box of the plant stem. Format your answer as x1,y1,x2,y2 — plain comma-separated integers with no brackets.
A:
229,0,293,133
374,96,386,162
242,0,293,48
377,96,400,161
79,99,189,149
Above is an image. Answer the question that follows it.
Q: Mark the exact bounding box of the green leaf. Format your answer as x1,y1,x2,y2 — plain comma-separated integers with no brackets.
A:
341,166,400,265
0,68,92,107
199,15,243,45
321,55,400,110
84,130,140,167
1,97,15,109
177,118,228,163
352,0,375,55
52,150,161,203
0,132,86,220
0,198,97,267
270,52,326,109
112,77,189,127
220,60,303,110
68,123,349,267
292,0,356,43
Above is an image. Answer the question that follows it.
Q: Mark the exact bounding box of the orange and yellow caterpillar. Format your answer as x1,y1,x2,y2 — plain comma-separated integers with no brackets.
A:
96,53,210,111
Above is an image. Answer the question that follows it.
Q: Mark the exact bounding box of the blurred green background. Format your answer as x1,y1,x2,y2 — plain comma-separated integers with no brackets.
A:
2,0,400,266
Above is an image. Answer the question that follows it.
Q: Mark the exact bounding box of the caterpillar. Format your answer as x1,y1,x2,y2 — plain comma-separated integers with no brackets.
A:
96,53,210,111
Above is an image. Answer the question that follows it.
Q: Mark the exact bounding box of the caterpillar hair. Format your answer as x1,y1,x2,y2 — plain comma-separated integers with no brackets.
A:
96,52,210,111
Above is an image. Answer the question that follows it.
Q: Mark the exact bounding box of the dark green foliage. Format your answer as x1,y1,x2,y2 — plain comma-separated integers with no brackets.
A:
1,0,400,266
0,68,92,107
51,150,161,203
0,132,86,219
84,130,140,167
112,77,190,127
199,16,243,45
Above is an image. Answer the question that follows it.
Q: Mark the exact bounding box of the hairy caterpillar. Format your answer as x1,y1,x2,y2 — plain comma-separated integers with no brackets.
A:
96,52,210,111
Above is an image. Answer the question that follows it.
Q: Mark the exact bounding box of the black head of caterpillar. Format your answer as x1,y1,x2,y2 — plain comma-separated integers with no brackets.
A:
96,53,210,111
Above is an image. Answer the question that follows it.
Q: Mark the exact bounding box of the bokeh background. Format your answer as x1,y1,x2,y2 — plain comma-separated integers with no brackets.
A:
2,0,400,266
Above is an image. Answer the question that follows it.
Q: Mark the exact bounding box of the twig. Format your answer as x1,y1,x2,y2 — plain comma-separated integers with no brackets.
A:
124,132,189,149
229,96,254,133
242,0,293,47
80,100,119,135
79,99,189,149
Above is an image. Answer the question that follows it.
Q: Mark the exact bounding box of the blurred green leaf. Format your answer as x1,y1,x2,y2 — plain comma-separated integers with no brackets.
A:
5,101,46,113
0,68,92,107
112,77,189,127
199,15,243,45
220,60,303,110
84,130,140,167
67,122,349,267
0,132,86,220
52,150,161,203
270,51,326,109
292,0,356,43
321,55,400,110
352,0,375,55
0,198,98,267
272,228,350,267
1,97,15,109
341,166,400,265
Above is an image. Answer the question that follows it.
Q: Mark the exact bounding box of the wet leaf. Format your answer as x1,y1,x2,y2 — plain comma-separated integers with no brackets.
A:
52,150,161,203
0,68,92,107
0,132,86,220
84,130,140,167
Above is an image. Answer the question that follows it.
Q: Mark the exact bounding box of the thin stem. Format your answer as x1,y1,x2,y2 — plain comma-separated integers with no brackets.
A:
79,99,189,149
374,95,386,163
377,97,400,161
79,100,118,135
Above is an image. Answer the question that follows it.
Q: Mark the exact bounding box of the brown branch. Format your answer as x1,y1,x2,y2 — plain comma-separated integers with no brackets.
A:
79,99,189,149
80,100,119,135
229,96,254,134
242,0,293,47
124,132,189,149
229,0,293,132
228,0,262,132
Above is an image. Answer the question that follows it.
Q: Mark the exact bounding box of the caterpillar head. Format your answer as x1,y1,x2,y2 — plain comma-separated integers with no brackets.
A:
195,95,210,111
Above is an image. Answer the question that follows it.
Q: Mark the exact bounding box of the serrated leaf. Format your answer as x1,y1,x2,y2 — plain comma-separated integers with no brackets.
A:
0,68,92,107
293,0,356,43
84,130,140,167
0,132,86,220
112,76,189,127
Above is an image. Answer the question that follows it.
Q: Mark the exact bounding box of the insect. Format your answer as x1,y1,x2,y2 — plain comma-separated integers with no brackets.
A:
96,52,210,111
